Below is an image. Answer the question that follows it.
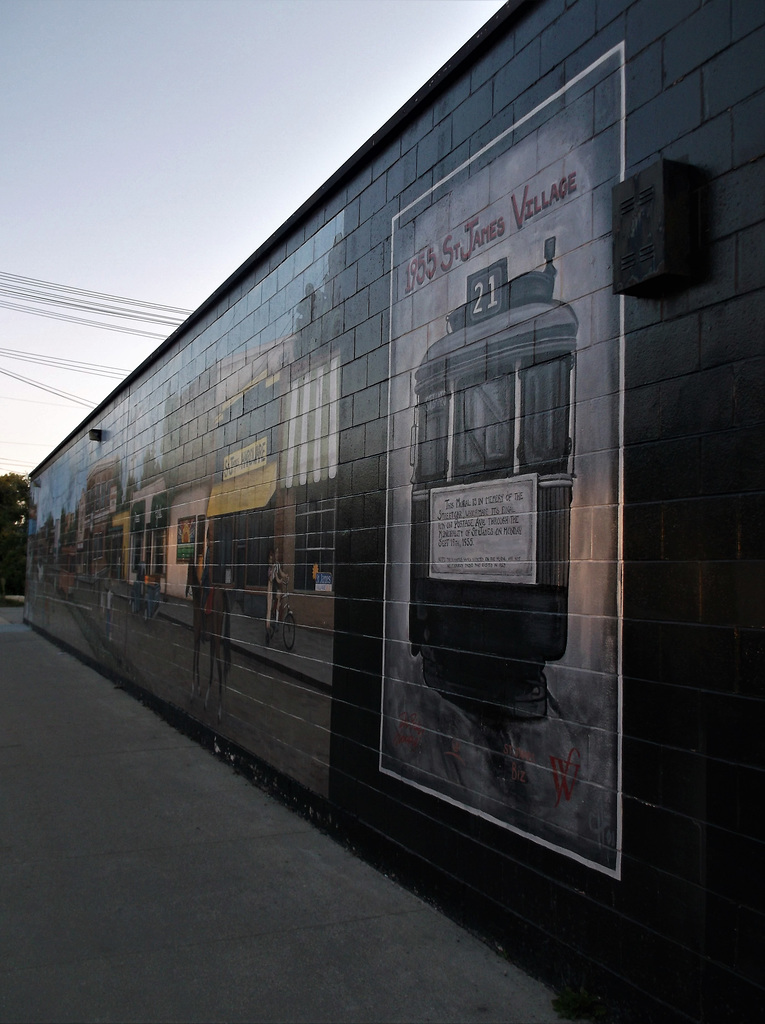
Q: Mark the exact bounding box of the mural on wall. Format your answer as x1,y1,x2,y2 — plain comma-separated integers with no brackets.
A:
380,48,624,874
26,215,346,799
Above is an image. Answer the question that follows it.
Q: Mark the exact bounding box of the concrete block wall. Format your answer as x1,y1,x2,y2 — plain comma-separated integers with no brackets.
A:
616,1,765,1019
26,3,764,1021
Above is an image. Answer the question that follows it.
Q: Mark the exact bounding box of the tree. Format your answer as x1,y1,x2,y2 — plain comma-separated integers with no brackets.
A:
0,473,30,595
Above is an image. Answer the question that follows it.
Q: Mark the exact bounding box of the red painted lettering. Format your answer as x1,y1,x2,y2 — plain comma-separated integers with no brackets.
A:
511,186,529,229
509,171,577,231
441,234,454,271
426,246,436,279
550,747,580,807
461,217,480,260
395,711,424,752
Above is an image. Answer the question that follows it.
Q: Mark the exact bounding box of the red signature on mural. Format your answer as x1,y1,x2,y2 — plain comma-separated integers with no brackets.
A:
394,711,425,752
503,742,536,763
445,737,464,762
549,746,581,807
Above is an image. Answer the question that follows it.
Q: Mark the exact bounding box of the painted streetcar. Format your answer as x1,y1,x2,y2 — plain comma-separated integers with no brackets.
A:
409,238,577,720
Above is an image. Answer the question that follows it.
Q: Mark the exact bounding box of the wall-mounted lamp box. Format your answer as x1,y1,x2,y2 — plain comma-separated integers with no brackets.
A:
88,428,103,442
612,159,703,296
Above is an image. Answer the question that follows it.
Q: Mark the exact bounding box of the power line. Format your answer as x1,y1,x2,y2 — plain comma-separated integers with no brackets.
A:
0,272,192,317
1,440,52,447
0,274,189,474
0,289,185,326
0,300,170,339
0,394,86,409
0,366,94,408
0,347,129,379
0,270,194,339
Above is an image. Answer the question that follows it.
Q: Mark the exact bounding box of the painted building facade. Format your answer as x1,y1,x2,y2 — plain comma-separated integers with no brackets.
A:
26,3,764,1021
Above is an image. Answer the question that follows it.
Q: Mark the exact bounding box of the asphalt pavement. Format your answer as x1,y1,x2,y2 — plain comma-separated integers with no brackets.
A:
0,605,559,1024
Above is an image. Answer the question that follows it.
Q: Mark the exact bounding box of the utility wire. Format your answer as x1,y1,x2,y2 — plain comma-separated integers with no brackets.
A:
0,270,193,339
0,366,94,408
0,271,192,317
0,274,189,472
0,288,185,326
0,300,169,339
0,347,129,379
2,440,51,447
0,394,83,408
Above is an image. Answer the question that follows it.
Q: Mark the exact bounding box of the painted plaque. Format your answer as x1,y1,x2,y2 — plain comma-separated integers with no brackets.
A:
429,476,537,583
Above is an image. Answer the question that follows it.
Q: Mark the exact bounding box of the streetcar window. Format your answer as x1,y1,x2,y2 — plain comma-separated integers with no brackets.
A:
519,356,571,472
416,395,448,481
454,376,513,475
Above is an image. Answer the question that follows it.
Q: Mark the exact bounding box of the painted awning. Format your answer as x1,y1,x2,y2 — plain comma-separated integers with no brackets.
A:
285,356,339,488
206,461,277,518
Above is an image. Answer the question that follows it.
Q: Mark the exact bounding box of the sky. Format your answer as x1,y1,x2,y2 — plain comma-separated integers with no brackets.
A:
0,0,506,477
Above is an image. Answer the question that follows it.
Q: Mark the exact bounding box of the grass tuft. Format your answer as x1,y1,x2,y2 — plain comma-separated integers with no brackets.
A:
552,986,608,1021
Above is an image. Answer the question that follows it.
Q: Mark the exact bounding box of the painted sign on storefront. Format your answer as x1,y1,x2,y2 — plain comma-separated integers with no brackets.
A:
223,438,268,480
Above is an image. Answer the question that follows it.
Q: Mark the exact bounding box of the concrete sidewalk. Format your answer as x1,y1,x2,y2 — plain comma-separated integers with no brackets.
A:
0,612,559,1024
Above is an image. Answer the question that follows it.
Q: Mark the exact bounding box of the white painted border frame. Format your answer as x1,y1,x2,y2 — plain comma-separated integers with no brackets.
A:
381,43,626,879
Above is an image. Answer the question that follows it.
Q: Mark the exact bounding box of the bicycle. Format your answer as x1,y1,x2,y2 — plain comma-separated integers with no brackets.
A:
266,587,296,651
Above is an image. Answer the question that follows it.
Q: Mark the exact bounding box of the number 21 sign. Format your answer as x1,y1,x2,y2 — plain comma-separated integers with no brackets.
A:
466,259,509,325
